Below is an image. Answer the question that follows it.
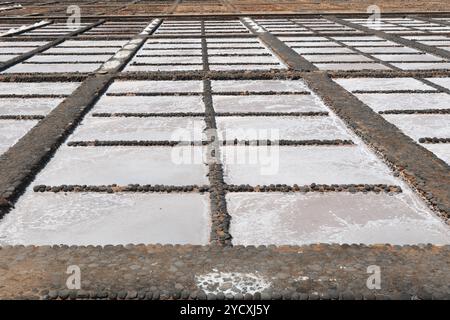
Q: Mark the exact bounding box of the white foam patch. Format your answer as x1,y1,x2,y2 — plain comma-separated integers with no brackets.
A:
195,271,271,295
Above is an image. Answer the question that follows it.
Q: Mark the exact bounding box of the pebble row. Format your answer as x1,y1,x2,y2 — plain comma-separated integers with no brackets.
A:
352,89,438,94
419,137,450,144
116,69,288,81
220,139,354,146
66,140,355,149
33,184,210,193
0,115,45,120
24,61,105,64
106,92,202,96
212,91,311,95
225,183,403,193
67,140,206,147
92,112,205,118
40,289,417,301
380,109,450,115
0,94,67,98
203,80,232,246
90,112,329,118
216,111,329,117
208,163,232,246
131,62,205,66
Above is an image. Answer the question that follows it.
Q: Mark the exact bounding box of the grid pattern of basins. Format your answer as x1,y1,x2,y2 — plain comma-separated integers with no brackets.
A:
346,18,450,34
402,35,450,53
0,22,36,36
4,40,129,73
0,15,449,248
1,78,449,246
19,22,92,37
265,17,450,71
125,20,285,72
336,77,450,166
80,21,148,37
0,81,80,155
256,18,362,35
0,40,48,63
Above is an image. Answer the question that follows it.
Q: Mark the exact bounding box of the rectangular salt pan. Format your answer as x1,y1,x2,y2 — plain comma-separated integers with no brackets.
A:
138,49,201,56
211,80,307,92
392,62,450,70
207,43,263,48
286,42,341,47
44,47,120,54
0,47,37,53
60,40,128,46
71,117,205,141
228,193,450,245
146,39,201,43
293,47,355,54
143,43,201,49
303,54,372,62
355,93,450,111
382,114,450,140
34,146,208,185
125,65,203,72
335,78,435,92
94,95,205,113
372,54,442,62
216,116,351,140
316,63,390,71
209,65,284,71
356,47,420,54
209,56,279,64
107,80,203,93
4,64,101,73
133,56,203,64
0,41,47,47
212,95,326,113
222,146,398,185
0,98,63,115
27,54,112,63
0,193,210,245
0,82,79,94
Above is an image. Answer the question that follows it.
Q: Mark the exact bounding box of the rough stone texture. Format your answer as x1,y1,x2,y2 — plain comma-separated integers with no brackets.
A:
0,244,448,300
